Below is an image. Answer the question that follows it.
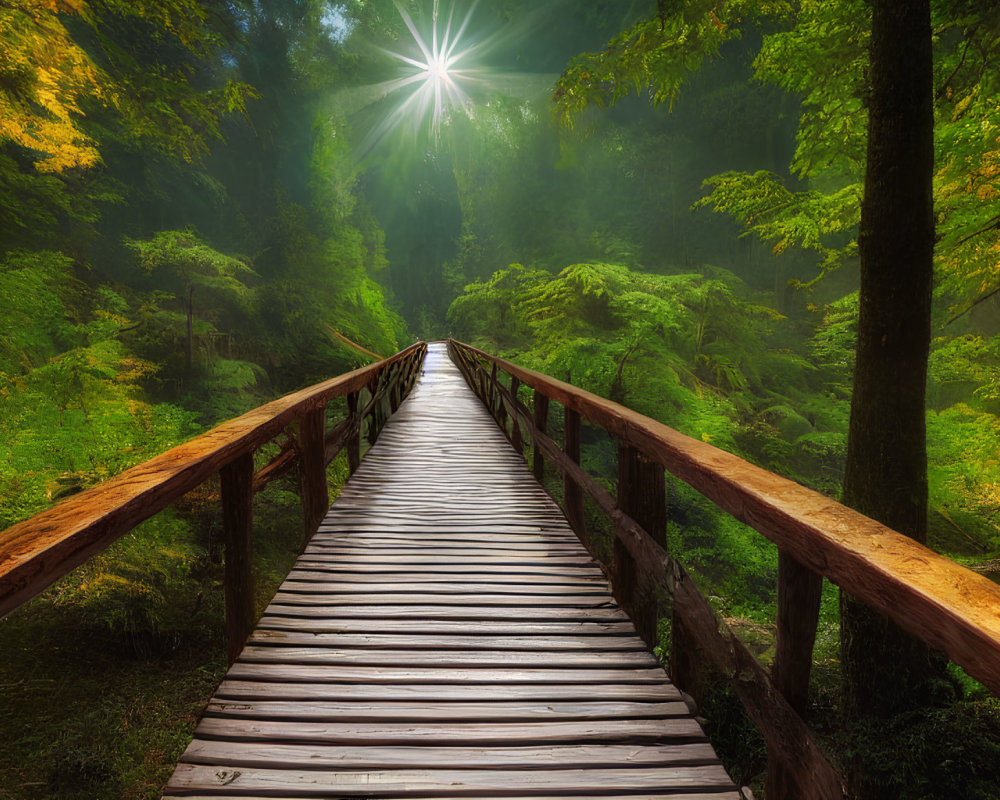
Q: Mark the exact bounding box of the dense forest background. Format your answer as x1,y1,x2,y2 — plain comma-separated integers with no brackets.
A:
2,0,1000,798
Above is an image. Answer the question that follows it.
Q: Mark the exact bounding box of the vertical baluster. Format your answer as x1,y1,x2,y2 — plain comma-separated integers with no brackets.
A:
563,407,585,537
221,452,254,665
532,391,549,483
616,443,666,647
766,551,824,798
346,392,361,474
510,377,523,453
300,406,329,546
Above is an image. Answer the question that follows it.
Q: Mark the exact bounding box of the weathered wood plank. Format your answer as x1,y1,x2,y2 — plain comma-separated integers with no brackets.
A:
213,680,683,703
254,617,634,635
165,764,737,795
246,631,645,651
236,646,655,668
262,602,629,621
180,740,721,769
191,716,711,744
203,699,688,721
225,663,668,685
172,794,741,800
269,591,618,607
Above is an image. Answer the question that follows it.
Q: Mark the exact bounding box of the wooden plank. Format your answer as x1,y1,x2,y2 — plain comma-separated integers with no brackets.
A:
225,663,669,685
237,646,654,668
253,617,636,636
295,553,596,565
269,591,618,607
180,740,721,769
191,716,711,745
172,795,741,800
262,602,629,621
165,764,737,795
246,630,645,651
275,581,614,596
213,680,683,702
203,699,689,722
287,564,605,579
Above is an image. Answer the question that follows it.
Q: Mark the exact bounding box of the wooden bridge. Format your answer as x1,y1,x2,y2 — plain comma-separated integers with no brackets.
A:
3,341,1000,798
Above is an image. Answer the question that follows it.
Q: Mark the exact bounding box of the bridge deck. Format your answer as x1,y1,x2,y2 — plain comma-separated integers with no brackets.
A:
162,343,739,799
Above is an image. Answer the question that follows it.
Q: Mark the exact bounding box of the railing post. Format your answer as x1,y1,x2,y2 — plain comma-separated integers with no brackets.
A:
766,550,824,799
532,391,549,483
563,407,586,537
510,377,523,453
616,443,666,647
220,452,254,665
346,392,361,474
478,359,489,401
300,406,329,545
491,364,507,432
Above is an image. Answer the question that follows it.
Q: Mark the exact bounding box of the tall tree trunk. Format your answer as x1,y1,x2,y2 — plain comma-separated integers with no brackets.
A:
841,0,944,791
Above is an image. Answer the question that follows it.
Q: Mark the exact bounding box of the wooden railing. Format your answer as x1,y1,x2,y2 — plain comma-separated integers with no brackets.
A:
448,338,1000,800
0,343,427,662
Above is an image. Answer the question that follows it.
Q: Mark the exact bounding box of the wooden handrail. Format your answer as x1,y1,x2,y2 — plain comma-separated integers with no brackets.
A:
0,342,427,659
448,338,1000,799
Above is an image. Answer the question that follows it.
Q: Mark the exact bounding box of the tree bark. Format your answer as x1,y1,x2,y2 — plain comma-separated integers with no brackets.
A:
841,0,943,745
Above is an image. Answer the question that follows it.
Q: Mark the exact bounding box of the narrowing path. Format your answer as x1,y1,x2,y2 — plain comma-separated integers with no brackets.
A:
162,343,739,798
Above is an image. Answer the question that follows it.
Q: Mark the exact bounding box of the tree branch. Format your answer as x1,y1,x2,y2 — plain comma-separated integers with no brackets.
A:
945,284,1000,326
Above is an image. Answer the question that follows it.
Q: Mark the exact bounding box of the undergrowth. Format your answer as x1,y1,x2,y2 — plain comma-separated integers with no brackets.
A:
0,473,309,799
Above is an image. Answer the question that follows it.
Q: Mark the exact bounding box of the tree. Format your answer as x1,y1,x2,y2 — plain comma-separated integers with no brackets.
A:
125,230,255,376
839,0,947,786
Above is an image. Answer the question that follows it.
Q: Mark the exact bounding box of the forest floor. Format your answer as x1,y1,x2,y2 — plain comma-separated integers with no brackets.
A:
0,480,307,800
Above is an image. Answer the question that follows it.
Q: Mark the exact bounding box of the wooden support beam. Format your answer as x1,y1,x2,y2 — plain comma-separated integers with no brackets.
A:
346,393,361,475
563,407,585,538
510,377,523,454
766,551,825,798
220,453,255,665
613,516,842,800
299,407,329,546
616,444,667,647
532,392,549,484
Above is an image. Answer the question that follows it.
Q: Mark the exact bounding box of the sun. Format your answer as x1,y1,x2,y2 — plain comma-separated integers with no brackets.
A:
379,0,481,139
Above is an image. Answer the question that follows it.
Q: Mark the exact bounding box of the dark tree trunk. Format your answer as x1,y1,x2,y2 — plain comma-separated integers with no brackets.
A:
840,0,944,780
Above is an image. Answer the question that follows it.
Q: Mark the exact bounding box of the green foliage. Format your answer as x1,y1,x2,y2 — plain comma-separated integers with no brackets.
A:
553,0,738,129
0,250,78,376
841,698,1000,800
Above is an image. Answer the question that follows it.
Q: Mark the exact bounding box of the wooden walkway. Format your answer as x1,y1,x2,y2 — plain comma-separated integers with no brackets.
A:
162,343,739,799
